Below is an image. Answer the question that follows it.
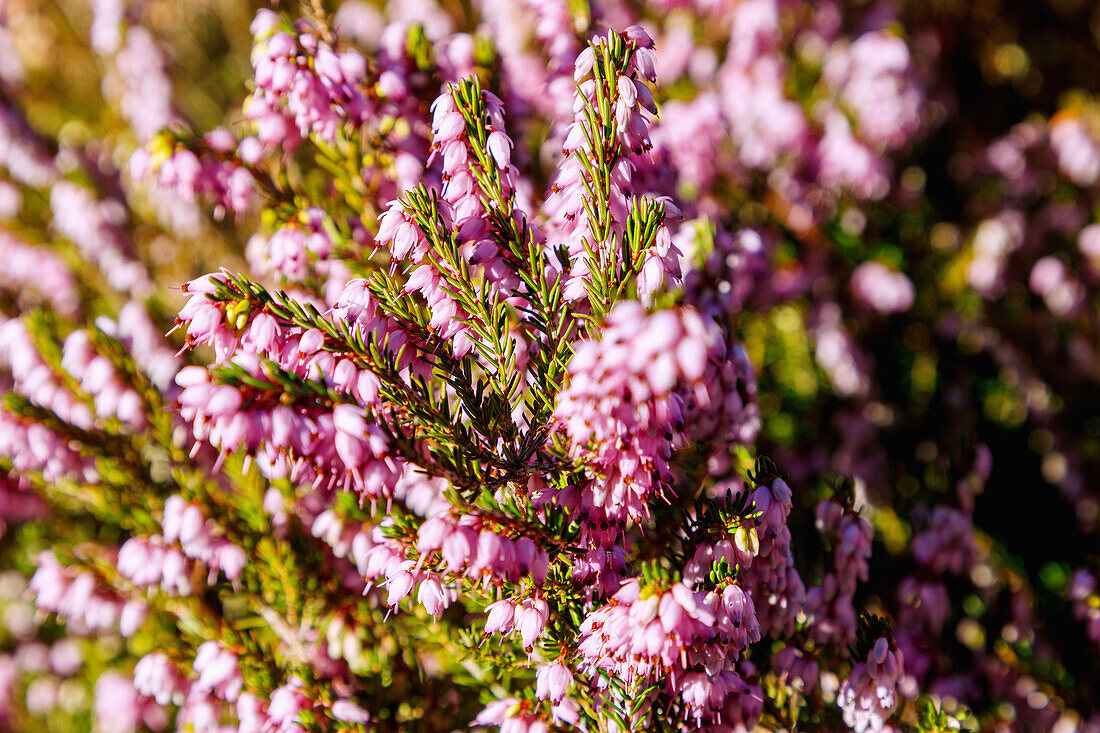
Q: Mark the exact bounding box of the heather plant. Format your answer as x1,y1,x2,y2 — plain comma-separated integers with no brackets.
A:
0,1,1097,732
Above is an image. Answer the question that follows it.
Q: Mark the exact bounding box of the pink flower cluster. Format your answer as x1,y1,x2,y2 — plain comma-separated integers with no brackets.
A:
813,304,871,398
822,31,923,153
133,653,188,706
849,261,915,315
911,506,974,576
117,537,193,595
576,576,763,727
0,411,88,487
49,181,151,297
719,0,807,171
0,318,92,429
111,27,179,142
837,636,906,733
483,595,550,649
577,580,714,681
93,671,167,733
806,497,873,644
99,301,182,396
715,0,926,207
254,209,336,284
416,511,550,587
163,496,247,582
29,552,147,636
176,360,401,499
0,230,80,318
247,10,371,149
544,28,682,304
131,130,256,215
0,318,96,487
352,491,554,621
475,697,552,733
375,195,478,357
553,302,731,528
61,329,146,429
686,476,806,638
129,641,357,733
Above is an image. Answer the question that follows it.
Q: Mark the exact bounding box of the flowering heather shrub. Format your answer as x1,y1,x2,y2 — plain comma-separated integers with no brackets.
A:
0,0,1099,731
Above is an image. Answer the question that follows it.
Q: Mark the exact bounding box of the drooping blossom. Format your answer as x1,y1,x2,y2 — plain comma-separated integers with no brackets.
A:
837,636,905,732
